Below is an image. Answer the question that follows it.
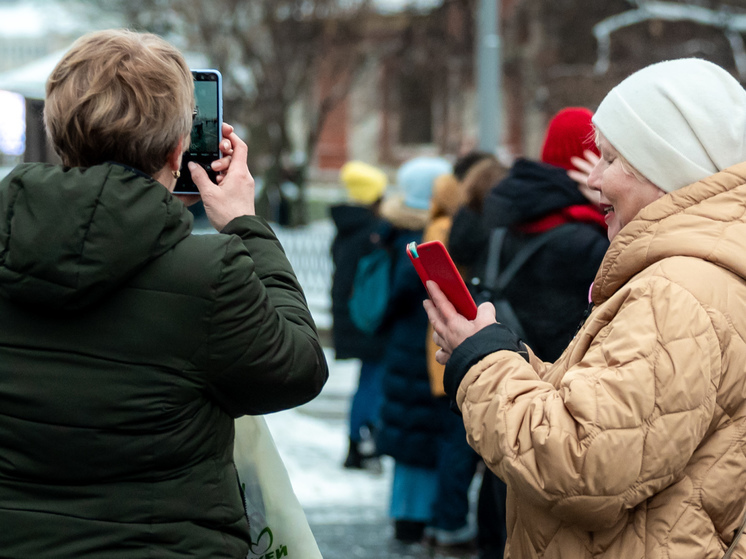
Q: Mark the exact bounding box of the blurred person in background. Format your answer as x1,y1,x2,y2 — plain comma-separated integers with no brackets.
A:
423,171,465,398
426,58,746,559
449,154,510,290
453,151,496,185
446,154,511,559
469,107,609,559
330,161,389,471
479,107,608,360
374,156,453,544
420,171,482,551
0,29,327,558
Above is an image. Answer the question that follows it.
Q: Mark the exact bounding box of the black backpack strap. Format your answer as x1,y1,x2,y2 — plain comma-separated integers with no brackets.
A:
495,223,580,292
481,223,582,343
482,227,508,291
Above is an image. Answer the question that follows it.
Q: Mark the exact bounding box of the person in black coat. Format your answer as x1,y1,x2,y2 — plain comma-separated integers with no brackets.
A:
480,108,608,361
374,156,453,543
330,161,389,470
456,107,609,559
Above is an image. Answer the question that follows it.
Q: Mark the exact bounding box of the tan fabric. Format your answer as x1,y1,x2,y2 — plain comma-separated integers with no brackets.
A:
457,163,746,558
380,194,429,231
429,173,463,221
423,215,453,397
423,173,465,396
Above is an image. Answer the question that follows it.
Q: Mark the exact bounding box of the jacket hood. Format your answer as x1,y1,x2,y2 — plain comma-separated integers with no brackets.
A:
592,161,746,303
330,203,377,235
482,158,589,228
0,162,192,312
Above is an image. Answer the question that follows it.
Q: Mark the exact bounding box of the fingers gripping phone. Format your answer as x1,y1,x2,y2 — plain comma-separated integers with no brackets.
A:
173,69,223,195
407,240,478,320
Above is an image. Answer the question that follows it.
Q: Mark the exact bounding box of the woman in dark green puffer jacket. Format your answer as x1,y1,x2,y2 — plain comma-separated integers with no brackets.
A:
0,30,328,558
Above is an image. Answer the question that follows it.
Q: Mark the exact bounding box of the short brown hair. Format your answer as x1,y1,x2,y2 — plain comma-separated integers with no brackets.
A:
44,29,193,175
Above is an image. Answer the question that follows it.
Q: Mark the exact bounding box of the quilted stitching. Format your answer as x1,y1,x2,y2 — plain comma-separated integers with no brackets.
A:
458,163,746,558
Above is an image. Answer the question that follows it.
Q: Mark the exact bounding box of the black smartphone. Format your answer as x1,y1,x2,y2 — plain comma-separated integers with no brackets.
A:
173,69,223,194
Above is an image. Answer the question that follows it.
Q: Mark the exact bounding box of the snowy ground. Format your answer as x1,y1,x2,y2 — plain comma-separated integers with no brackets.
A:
263,352,481,558
263,349,394,526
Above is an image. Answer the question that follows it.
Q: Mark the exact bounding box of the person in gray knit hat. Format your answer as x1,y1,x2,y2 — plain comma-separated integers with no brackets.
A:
423,58,746,559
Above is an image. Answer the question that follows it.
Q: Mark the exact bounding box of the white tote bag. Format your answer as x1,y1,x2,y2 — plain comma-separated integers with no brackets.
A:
233,415,323,559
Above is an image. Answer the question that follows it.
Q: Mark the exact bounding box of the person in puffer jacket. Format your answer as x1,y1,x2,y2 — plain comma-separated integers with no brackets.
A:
374,156,452,544
0,30,327,558
424,57,746,559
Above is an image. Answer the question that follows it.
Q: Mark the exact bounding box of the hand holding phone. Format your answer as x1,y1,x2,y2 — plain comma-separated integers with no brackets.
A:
173,69,223,195
186,123,256,231
407,240,478,320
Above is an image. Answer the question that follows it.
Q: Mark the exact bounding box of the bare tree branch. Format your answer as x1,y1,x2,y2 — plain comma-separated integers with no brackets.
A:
594,1,746,76
88,0,373,176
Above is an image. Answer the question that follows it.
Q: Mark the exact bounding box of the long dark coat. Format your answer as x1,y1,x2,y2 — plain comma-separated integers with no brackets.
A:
374,200,443,468
329,203,388,361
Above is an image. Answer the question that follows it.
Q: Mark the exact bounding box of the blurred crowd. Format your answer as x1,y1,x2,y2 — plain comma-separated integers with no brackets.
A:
2,24,746,559
329,107,609,558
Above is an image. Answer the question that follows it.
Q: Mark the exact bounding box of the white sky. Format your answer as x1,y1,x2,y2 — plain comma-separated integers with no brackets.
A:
0,0,444,38
0,1,90,37
373,0,442,13
0,90,24,156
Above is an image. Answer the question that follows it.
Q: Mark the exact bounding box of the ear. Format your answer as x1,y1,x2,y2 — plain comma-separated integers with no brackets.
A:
168,137,185,172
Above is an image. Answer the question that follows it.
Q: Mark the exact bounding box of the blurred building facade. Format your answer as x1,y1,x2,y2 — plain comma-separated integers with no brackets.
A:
3,0,746,185
309,0,746,179
0,0,100,168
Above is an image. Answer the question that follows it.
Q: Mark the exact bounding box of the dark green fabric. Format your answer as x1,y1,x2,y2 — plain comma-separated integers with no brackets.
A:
0,163,328,557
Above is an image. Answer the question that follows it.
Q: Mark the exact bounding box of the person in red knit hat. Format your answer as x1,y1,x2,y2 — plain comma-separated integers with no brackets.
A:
541,107,602,208
449,106,610,559
540,107,599,169
466,105,608,358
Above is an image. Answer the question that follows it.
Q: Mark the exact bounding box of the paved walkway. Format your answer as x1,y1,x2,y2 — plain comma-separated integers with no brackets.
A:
266,349,481,559
311,521,478,559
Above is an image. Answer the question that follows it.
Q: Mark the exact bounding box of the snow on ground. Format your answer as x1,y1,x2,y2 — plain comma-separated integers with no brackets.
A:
264,349,393,525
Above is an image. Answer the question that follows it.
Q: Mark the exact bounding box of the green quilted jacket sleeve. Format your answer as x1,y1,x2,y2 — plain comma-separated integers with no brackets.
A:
204,215,328,416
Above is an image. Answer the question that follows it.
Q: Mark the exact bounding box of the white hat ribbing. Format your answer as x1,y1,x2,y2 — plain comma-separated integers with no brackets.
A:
592,58,746,192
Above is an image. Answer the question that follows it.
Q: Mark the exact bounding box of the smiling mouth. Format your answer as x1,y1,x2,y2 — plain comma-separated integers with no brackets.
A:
600,204,614,216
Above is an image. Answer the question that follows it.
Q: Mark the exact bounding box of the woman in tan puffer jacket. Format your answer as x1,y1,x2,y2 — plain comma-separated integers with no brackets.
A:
424,58,746,558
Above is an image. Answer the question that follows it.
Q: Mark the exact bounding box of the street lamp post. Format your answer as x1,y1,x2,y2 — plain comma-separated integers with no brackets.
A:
476,0,501,153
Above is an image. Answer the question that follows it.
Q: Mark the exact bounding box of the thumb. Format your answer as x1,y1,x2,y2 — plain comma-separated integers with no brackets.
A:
189,162,215,196
476,301,496,323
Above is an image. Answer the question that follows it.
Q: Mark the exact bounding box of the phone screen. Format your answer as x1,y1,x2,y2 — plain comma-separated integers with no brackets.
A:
174,69,223,194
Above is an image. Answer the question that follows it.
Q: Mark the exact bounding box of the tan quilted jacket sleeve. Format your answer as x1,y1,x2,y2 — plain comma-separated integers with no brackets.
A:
456,273,719,531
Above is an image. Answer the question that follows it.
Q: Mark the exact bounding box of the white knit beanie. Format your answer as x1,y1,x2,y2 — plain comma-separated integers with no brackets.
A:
592,58,746,192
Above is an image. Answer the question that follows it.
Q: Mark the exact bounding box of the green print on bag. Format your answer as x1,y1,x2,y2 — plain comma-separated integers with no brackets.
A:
248,526,289,559
234,415,323,559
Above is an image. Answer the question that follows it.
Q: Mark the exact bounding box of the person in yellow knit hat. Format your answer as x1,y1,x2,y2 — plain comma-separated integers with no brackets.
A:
330,160,389,470
340,161,387,205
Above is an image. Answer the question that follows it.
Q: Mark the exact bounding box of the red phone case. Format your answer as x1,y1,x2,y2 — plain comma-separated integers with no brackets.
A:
407,240,478,320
